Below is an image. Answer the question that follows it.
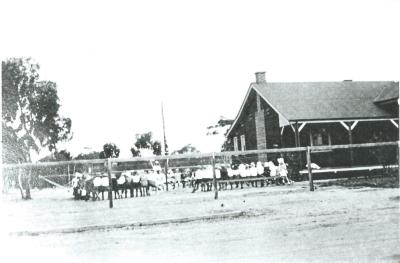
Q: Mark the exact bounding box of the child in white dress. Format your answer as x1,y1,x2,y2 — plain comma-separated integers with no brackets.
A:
277,157,292,185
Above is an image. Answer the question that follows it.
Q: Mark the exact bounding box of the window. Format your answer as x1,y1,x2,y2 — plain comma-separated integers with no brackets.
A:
240,135,246,151
310,127,331,146
233,137,238,151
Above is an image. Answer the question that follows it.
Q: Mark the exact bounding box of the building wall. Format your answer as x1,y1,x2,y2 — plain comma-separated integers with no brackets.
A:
226,91,282,155
260,99,281,148
255,110,267,149
227,90,258,151
226,90,398,168
226,83,398,168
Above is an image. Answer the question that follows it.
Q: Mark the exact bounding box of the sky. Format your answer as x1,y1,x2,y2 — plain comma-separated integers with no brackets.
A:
1,0,399,160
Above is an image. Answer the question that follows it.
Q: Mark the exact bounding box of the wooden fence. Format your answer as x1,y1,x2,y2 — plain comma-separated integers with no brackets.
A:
2,141,399,208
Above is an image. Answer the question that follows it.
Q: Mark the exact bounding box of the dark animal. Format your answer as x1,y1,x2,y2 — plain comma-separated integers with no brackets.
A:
82,177,98,201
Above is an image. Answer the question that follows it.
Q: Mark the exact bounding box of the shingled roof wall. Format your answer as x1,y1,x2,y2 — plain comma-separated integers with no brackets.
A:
253,81,398,121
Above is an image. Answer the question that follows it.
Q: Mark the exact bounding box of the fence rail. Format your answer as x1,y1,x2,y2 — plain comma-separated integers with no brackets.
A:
2,141,399,207
3,141,398,169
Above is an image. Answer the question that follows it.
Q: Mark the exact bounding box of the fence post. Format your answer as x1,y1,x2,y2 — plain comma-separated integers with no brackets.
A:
306,146,314,191
348,124,354,167
67,164,70,184
211,153,218,200
165,158,169,191
107,158,113,208
398,141,400,187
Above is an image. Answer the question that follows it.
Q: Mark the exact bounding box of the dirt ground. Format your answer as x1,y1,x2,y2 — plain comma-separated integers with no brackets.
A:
1,180,399,263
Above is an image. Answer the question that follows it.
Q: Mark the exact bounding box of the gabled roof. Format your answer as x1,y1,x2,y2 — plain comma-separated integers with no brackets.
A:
374,84,399,103
227,80,398,138
254,81,398,121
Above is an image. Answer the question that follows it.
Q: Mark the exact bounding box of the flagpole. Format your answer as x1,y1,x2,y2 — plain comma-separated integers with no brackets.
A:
161,102,169,191
161,102,168,156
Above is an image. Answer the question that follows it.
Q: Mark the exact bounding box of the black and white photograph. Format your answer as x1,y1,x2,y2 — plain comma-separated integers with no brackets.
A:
1,0,399,262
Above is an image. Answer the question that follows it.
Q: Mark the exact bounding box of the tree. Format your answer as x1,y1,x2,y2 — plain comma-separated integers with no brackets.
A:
40,149,72,162
152,141,162,156
130,132,162,157
2,58,72,199
206,116,233,136
134,132,153,149
74,151,102,160
206,116,233,152
130,146,140,157
73,151,103,175
171,144,200,155
99,143,120,158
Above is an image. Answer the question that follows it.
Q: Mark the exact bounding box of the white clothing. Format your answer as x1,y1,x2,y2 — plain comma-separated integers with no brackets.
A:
268,161,277,176
215,169,221,179
277,164,288,177
100,177,109,187
117,175,126,185
238,164,246,177
71,177,80,188
250,166,258,177
277,158,288,176
93,177,102,187
227,168,234,178
243,166,251,178
256,162,264,175
132,175,140,183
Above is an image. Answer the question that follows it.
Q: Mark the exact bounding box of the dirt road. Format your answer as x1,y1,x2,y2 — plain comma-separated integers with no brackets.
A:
1,182,399,262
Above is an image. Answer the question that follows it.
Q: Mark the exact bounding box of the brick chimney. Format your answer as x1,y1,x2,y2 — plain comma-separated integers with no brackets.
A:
255,72,266,84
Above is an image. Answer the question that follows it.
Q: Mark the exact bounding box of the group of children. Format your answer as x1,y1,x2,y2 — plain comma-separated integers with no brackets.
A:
226,157,292,184
69,157,293,199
